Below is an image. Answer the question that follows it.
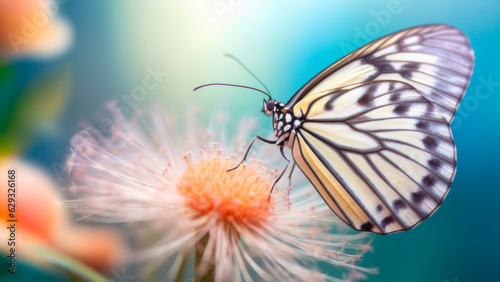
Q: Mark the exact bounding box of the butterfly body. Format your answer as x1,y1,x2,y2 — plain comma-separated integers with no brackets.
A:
264,100,302,147
260,24,474,235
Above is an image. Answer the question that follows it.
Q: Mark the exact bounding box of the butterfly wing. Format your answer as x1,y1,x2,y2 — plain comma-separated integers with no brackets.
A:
289,25,474,234
288,24,474,123
292,81,457,234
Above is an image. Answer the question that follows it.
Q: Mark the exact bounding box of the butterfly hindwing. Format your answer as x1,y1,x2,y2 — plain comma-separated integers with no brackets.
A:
292,81,457,234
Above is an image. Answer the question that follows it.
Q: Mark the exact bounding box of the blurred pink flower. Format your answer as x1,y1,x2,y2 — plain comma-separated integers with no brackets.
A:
66,105,378,281
0,0,72,60
0,157,127,273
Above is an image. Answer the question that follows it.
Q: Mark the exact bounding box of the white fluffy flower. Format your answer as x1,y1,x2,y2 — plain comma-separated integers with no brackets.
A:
65,104,377,281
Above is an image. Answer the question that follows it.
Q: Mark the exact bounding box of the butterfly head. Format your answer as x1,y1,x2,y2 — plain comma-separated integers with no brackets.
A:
262,99,276,116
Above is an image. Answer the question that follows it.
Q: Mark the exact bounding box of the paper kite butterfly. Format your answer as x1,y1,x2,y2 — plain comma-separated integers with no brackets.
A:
195,24,474,234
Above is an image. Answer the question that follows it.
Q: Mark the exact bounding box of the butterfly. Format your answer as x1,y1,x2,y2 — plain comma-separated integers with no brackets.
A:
195,24,474,234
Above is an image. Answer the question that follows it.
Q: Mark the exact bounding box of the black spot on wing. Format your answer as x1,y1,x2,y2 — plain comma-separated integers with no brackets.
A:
388,82,395,91
368,59,396,73
416,121,429,129
400,63,420,79
401,71,413,79
422,175,436,189
379,63,396,72
402,62,420,71
393,103,410,115
423,136,438,150
411,191,427,204
324,98,334,111
376,204,383,212
393,199,407,210
360,222,374,231
381,216,395,228
357,93,372,106
357,84,377,107
324,89,348,111
428,158,442,169
389,92,401,102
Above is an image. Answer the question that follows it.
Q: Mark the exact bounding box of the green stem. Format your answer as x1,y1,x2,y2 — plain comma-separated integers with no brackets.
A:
34,245,107,282
193,233,214,282
174,254,189,282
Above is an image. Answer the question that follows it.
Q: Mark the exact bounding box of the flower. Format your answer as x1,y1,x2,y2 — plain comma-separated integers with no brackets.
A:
0,157,127,273
0,0,72,60
65,104,378,281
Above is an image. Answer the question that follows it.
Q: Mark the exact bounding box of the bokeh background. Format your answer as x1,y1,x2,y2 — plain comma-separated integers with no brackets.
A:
1,0,500,281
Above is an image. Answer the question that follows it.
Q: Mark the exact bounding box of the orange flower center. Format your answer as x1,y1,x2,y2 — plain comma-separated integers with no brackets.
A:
177,156,272,226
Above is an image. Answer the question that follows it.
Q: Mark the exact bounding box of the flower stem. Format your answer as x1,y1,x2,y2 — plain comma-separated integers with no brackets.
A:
174,254,188,282
194,233,214,282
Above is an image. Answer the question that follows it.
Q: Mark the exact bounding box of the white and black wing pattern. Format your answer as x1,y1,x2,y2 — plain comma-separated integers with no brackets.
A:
292,81,458,234
288,24,474,124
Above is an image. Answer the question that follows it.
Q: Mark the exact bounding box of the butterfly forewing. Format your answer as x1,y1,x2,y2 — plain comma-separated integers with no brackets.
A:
288,24,474,124
292,80,459,234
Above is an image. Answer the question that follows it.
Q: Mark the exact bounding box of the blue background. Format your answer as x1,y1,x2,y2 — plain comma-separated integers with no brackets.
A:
3,1,500,281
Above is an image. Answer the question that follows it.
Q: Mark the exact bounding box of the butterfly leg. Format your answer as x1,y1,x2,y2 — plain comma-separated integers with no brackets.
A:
286,162,296,198
287,162,296,188
268,147,290,202
227,135,276,172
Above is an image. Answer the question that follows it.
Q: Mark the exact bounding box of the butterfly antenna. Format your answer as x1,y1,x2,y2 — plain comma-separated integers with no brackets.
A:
193,83,271,100
224,53,272,97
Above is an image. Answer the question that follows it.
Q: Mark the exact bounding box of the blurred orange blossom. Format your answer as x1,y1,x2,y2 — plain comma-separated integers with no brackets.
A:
0,157,127,273
0,0,72,60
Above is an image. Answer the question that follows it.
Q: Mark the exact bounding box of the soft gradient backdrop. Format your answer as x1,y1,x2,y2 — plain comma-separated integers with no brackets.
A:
2,1,499,281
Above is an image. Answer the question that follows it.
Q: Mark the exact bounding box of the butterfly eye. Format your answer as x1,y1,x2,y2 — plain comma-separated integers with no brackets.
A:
266,100,276,111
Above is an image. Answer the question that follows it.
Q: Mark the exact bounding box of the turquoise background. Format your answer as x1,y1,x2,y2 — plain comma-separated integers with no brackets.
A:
3,1,500,281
